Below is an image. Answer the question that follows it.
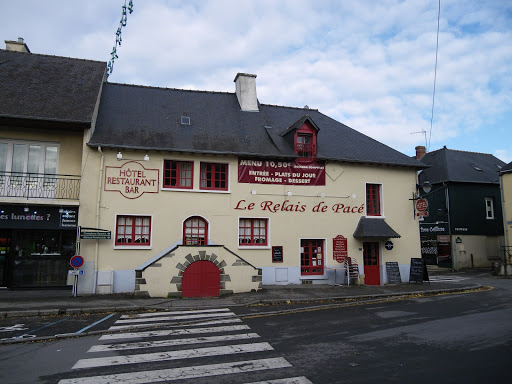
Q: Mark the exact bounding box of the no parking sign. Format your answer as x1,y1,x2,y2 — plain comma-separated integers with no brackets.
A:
70,255,84,268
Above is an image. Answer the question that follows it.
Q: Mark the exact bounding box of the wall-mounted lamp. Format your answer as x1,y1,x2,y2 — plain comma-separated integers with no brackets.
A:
286,191,293,196
318,192,326,198
144,154,150,161
117,152,123,160
422,180,432,193
24,206,29,212
250,190,257,195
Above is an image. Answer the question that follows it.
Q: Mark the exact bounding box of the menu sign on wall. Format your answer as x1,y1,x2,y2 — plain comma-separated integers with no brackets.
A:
238,159,325,186
333,235,348,263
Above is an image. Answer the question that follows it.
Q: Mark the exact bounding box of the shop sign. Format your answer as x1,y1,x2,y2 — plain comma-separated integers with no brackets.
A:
238,159,325,186
419,223,448,235
385,240,394,250
234,199,364,214
105,161,159,199
415,198,429,217
333,235,348,263
0,205,78,230
437,235,450,243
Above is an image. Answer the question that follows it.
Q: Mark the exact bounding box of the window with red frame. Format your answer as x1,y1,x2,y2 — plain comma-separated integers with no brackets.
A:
300,239,324,275
163,160,193,189
239,218,268,246
366,184,381,216
183,216,208,245
115,216,151,246
200,162,228,191
296,134,315,157
294,122,317,158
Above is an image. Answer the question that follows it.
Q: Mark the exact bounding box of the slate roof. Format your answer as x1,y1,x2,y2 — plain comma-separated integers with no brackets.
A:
353,217,401,239
89,82,426,168
418,146,505,185
500,161,512,174
0,49,106,126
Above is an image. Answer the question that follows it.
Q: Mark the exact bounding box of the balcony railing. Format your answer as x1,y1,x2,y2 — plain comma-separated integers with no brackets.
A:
296,143,317,159
0,171,80,200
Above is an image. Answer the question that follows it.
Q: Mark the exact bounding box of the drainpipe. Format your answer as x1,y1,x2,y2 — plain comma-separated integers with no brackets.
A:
93,146,105,294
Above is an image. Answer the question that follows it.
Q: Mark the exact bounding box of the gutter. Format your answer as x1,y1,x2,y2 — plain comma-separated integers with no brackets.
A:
93,146,105,294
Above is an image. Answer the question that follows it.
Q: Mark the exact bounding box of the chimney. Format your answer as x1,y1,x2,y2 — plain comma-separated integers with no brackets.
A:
415,145,426,160
5,37,30,53
234,73,258,112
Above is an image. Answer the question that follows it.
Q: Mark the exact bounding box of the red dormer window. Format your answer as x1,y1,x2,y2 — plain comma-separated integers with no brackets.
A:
294,122,317,158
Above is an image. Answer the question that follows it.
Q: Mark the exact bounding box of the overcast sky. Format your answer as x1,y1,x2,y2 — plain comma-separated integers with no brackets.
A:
1,0,511,162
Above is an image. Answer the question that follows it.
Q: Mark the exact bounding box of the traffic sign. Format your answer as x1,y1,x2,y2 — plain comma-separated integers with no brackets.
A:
70,255,84,268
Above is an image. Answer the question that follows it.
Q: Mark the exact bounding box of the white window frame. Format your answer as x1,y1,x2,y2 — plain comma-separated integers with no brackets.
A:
365,182,384,218
485,197,495,219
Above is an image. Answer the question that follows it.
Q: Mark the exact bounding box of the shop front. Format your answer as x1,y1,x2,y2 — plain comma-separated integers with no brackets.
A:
419,222,451,267
0,205,78,288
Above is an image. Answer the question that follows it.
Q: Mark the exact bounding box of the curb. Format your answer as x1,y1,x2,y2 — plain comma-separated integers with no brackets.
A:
0,284,484,319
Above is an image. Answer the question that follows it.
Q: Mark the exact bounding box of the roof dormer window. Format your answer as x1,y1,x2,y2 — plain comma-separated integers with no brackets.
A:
294,124,317,159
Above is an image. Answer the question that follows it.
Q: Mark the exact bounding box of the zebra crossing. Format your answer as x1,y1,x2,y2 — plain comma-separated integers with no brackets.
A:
57,308,312,384
428,274,469,282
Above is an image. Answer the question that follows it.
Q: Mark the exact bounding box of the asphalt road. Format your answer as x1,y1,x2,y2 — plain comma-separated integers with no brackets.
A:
0,275,510,384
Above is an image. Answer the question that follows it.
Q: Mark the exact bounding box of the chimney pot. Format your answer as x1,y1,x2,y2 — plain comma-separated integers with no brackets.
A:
234,73,259,112
415,145,426,160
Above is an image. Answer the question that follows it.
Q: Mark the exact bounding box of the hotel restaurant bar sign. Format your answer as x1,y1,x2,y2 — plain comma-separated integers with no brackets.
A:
238,159,325,186
105,161,159,199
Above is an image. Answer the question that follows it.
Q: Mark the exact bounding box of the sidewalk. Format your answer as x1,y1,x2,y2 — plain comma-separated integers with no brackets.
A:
0,272,484,318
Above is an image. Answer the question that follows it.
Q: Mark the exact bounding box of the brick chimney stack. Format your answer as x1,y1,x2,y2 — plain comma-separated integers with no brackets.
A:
415,145,426,160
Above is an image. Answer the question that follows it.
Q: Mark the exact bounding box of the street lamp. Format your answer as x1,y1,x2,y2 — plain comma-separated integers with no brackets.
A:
422,180,432,194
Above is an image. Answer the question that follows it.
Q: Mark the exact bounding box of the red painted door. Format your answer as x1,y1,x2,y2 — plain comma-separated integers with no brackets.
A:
363,242,380,285
182,261,220,297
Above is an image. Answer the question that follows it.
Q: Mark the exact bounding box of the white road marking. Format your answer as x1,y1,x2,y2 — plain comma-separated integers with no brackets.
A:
100,324,251,340
114,311,235,324
108,317,242,331
120,308,231,319
88,332,260,352
59,357,292,384
244,377,314,384
72,342,275,369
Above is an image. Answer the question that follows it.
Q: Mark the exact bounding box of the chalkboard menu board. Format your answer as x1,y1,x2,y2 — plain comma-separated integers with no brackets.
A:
409,258,429,283
272,246,283,263
386,262,402,284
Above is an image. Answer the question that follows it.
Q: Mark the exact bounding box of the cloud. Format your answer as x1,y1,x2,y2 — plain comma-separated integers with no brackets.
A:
0,0,510,159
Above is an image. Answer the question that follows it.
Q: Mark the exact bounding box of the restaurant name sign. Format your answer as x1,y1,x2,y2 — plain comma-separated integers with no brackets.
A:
238,159,325,186
105,161,159,199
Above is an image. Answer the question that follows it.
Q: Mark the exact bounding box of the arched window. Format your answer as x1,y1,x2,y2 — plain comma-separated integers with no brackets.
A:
183,216,208,245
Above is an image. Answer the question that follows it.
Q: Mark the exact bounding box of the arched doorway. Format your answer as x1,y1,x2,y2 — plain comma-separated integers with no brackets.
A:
182,261,220,297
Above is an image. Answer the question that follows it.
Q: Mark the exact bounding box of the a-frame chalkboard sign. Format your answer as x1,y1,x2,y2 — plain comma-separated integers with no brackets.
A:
409,258,430,283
